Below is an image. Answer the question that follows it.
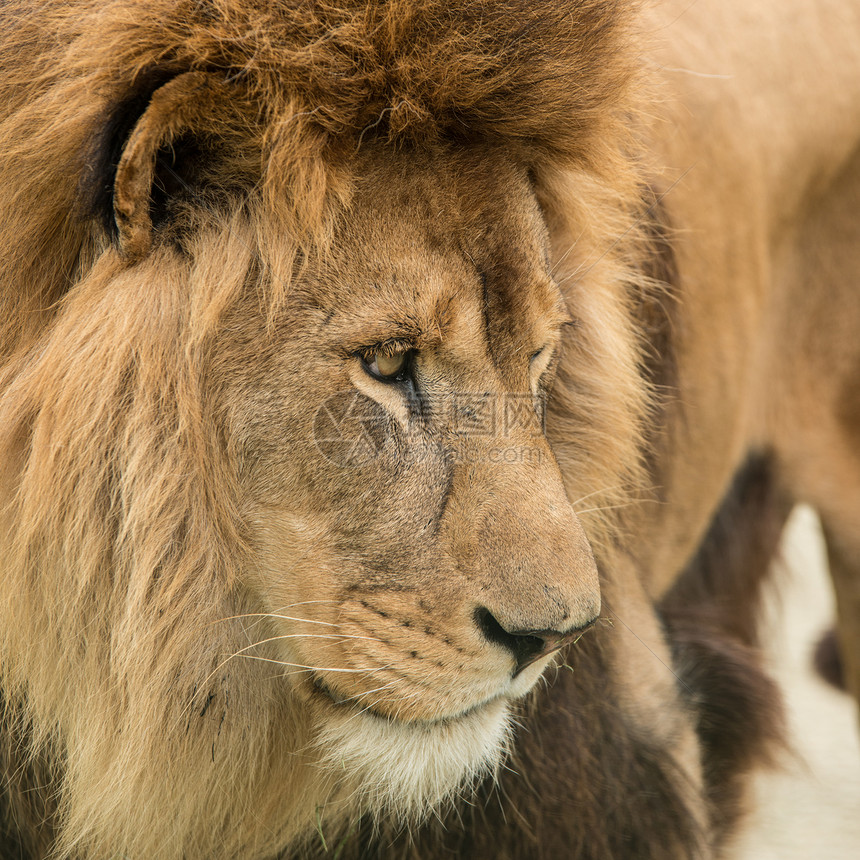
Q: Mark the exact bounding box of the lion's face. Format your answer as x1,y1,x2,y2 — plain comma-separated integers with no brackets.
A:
206,146,600,795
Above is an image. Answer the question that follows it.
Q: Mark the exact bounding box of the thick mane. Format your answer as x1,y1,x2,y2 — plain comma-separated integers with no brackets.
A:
0,3,655,858
0,0,638,359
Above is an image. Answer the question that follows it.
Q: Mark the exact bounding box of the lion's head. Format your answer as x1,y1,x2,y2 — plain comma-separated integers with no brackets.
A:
0,2,649,857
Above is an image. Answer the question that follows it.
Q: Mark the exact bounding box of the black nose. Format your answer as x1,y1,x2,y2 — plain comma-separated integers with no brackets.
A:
474,607,595,676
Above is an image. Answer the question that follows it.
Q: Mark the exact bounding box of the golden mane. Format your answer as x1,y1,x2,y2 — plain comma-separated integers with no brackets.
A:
0,0,640,357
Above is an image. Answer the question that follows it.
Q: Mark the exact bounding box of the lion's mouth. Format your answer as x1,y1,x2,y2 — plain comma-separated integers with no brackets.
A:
310,676,497,724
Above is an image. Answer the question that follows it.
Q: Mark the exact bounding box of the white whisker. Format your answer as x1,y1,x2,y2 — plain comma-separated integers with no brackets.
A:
235,654,389,674
550,225,587,277
211,611,343,628
263,631,383,643
200,632,385,689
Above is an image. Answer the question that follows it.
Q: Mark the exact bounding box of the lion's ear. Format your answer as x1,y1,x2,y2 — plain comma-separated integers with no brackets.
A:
113,72,224,260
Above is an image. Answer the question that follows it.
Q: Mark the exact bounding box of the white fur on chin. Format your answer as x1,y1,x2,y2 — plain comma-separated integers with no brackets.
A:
316,697,512,823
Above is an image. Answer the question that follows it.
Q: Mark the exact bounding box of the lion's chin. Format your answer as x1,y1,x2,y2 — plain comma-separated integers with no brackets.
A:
315,696,512,822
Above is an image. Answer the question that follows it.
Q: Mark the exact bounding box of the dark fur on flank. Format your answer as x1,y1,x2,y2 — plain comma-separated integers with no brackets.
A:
661,454,790,842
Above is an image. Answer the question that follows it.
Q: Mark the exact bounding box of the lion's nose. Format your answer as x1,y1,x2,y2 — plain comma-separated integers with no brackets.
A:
474,606,597,676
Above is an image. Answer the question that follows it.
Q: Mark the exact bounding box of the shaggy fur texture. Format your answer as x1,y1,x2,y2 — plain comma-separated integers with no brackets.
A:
5,0,859,858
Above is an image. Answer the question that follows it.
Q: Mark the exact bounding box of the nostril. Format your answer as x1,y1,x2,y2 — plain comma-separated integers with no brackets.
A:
474,607,570,677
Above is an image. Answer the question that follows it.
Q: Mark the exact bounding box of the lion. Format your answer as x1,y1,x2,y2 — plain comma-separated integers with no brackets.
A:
2,0,859,858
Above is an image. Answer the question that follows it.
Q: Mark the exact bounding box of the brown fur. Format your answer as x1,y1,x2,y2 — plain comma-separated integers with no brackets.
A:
2,1,860,858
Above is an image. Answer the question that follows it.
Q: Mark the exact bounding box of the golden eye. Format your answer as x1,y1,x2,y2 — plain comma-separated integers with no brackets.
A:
361,349,410,382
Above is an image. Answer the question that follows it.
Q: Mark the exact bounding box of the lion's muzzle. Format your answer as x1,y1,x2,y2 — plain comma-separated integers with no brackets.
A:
474,607,597,676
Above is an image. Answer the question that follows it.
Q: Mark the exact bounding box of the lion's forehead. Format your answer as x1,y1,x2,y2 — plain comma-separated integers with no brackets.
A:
287,150,563,370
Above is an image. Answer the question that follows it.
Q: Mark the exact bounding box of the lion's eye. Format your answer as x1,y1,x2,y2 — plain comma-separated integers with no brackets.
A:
530,344,557,389
530,344,553,367
361,349,411,382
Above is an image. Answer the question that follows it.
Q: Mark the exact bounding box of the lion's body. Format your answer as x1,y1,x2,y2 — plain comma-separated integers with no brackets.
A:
645,0,860,724
642,0,860,596
1,1,859,858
